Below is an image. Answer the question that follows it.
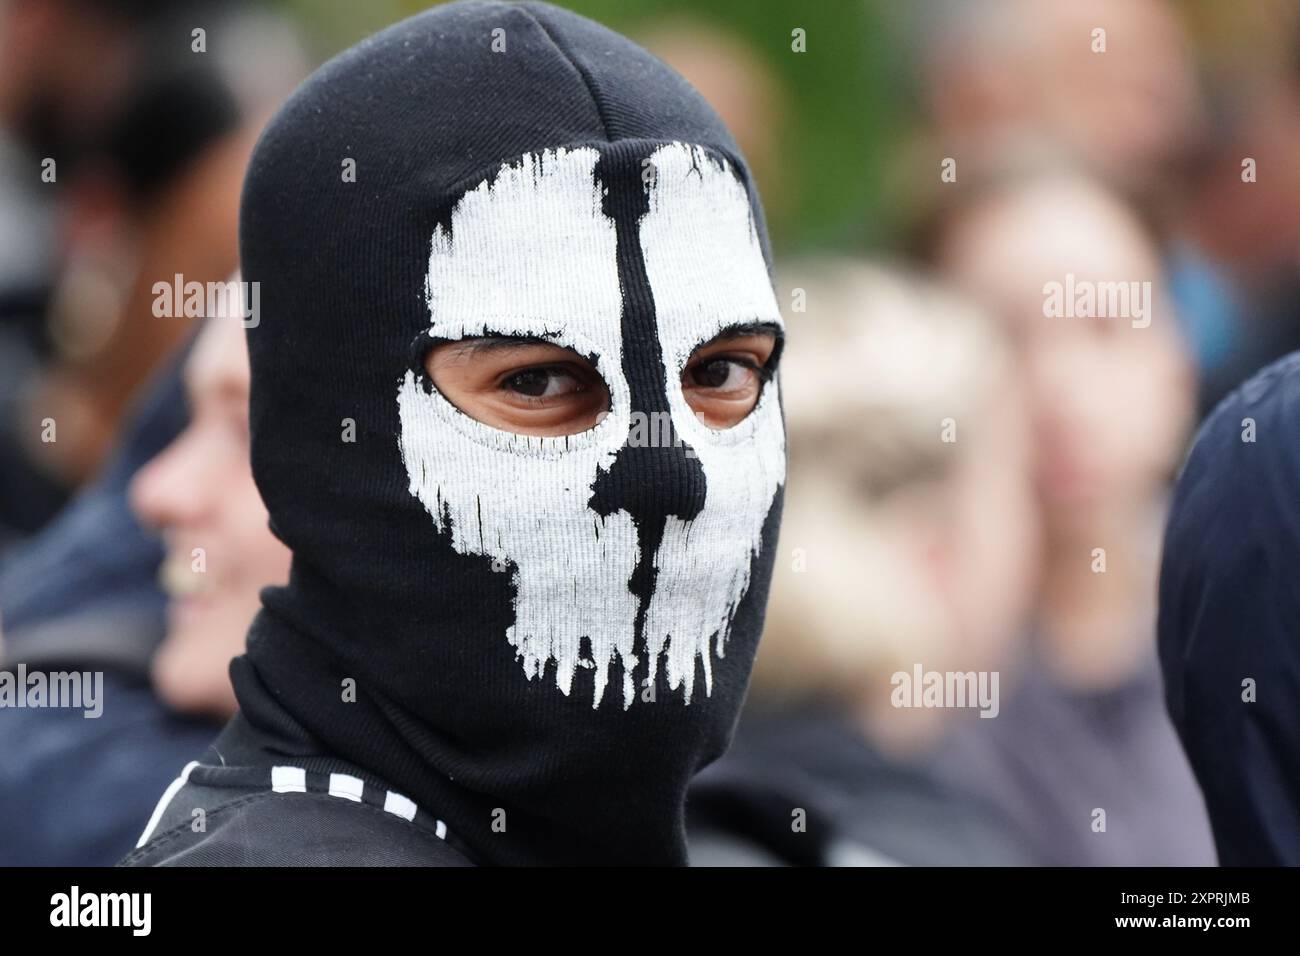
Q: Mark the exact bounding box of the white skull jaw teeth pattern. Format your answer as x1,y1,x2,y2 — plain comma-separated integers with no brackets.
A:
397,142,785,710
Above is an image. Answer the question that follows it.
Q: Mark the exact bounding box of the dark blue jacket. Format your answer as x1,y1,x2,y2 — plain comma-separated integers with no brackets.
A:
1159,350,1300,865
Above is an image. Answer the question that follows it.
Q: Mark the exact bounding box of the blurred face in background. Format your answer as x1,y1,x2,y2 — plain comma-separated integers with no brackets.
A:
803,374,1037,677
927,0,1204,201
769,351,1037,754
129,313,289,718
936,176,1194,534
757,270,1039,747
1027,0,1201,189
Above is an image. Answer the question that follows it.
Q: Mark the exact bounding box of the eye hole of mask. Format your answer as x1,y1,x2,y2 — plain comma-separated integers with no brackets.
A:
424,327,781,438
424,336,611,437
682,323,782,430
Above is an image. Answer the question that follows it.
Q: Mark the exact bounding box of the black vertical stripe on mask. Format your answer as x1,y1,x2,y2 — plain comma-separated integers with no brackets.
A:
588,143,707,673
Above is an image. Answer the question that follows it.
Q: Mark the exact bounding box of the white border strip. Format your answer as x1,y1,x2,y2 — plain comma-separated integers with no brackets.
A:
135,760,200,848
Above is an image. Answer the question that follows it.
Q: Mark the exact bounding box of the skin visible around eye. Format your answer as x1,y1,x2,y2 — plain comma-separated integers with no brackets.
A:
425,329,779,436
425,338,611,436
681,330,779,429
501,365,586,399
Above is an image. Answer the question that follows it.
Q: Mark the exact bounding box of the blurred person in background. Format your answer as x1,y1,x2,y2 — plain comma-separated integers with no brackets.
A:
689,261,1039,866
902,0,1263,415
0,0,150,162
1171,14,1300,413
128,306,291,719
0,297,289,865
925,168,1216,865
915,0,1205,221
0,0,307,864
0,0,304,552
0,0,305,676
0,0,162,549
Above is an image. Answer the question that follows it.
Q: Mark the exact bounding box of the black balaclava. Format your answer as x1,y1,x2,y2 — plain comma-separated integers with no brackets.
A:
1158,351,1300,866
233,0,785,865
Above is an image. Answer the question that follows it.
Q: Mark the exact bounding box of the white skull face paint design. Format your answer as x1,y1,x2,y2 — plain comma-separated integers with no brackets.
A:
397,143,784,709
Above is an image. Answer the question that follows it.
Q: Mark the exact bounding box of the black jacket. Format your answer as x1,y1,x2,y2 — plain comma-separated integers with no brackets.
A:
120,713,474,866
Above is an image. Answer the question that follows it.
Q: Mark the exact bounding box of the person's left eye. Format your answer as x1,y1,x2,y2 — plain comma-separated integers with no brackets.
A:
680,330,779,429
686,357,762,392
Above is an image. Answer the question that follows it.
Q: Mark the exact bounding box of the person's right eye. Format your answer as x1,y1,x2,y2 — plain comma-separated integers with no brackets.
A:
426,338,611,436
500,365,589,401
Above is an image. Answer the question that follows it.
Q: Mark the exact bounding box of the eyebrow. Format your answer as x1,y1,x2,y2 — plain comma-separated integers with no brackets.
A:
449,335,562,355
445,323,782,359
697,321,784,360
707,321,783,342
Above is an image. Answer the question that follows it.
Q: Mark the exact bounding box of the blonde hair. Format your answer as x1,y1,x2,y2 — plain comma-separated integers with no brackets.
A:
752,259,1010,705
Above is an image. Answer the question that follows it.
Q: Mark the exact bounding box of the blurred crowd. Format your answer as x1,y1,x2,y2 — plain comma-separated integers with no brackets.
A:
1,0,1297,865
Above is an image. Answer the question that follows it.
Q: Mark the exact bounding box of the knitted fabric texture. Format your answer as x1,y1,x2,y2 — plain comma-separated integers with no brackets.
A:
234,0,785,866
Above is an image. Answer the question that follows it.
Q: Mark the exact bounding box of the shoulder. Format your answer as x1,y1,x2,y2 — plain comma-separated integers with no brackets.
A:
120,786,474,867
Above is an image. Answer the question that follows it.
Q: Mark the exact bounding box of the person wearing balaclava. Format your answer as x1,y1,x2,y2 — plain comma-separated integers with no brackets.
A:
121,0,786,867
1158,351,1300,866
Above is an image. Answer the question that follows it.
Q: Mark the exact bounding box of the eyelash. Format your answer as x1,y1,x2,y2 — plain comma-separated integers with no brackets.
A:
498,365,591,403
497,353,773,406
690,355,774,383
